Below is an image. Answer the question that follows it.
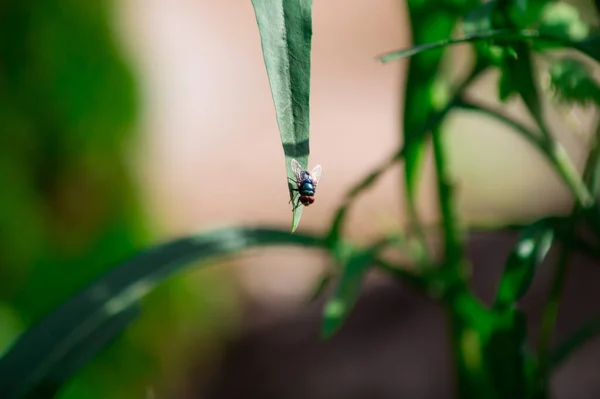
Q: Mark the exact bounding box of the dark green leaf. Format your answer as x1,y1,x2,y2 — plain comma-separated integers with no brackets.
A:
251,0,314,233
0,227,324,398
546,57,600,106
27,305,141,399
494,222,554,309
321,248,374,339
497,43,539,107
503,0,548,28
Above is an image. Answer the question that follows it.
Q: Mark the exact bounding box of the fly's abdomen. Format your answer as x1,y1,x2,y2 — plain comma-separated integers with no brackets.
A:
299,181,315,196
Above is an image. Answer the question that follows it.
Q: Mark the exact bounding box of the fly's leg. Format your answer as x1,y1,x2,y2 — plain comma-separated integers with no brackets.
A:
291,197,302,212
287,177,302,211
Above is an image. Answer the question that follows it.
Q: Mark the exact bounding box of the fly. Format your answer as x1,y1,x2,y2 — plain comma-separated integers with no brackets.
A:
289,158,323,211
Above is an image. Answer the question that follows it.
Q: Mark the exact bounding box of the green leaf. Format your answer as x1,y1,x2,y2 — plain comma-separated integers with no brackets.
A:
505,0,548,28
26,305,141,399
321,248,375,339
0,227,324,398
538,2,589,43
497,42,540,107
251,0,314,233
494,221,554,309
546,57,600,106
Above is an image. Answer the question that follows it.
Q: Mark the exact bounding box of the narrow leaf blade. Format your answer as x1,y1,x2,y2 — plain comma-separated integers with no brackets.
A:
322,249,374,339
494,222,554,309
251,0,314,232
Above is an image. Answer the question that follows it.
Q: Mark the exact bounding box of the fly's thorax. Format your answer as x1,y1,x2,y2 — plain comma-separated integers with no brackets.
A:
300,171,311,180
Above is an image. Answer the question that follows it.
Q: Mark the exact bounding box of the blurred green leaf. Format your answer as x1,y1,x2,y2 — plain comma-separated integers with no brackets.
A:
496,43,539,106
322,247,375,339
504,0,547,28
0,304,23,357
538,2,589,43
251,0,314,233
27,305,141,399
494,222,554,309
546,57,600,106
0,227,324,399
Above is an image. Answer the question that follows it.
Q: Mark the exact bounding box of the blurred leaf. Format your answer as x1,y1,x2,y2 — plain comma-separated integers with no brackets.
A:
322,247,375,339
494,221,554,309
0,227,324,399
496,43,539,106
504,0,547,28
250,0,314,233
28,305,141,399
0,304,23,357
538,2,589,43
546,57,600,106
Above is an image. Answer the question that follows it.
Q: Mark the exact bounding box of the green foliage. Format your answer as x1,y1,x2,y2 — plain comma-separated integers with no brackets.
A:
547,57,600,106
495,222,554,309
0,227,324,398
538,1,589,42
3,0,600,398
251,0,314,233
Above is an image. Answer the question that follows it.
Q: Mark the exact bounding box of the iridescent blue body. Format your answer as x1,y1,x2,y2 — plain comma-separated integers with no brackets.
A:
298,172,315,196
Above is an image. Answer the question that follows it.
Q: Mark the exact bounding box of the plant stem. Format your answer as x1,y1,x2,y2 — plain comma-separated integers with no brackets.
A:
431,124,467,276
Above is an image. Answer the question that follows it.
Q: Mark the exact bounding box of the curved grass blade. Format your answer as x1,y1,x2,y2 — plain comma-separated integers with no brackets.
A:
321,248,374,339
321,239,392,339
494,221,554,310
251,0,314,233
0,227,324,399
26,305,141,399
380,30,600,64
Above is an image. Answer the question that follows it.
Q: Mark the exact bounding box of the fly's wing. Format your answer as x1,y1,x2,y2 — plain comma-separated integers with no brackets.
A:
290,158,305,181
310,165,323,186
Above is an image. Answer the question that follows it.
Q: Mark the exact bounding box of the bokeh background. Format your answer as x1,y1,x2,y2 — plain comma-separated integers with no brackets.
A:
1,0,599,398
